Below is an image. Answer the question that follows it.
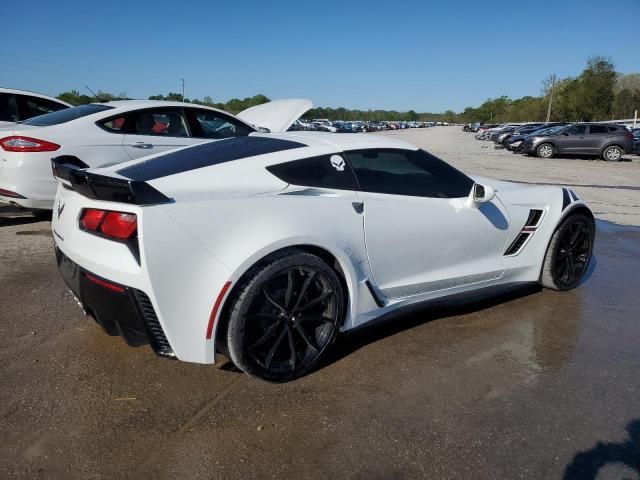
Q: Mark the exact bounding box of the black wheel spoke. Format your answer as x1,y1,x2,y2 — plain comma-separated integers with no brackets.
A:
294,322,320,351
297,314,335,325
284,270,293,308
265,326,288,368
246,312,280,322
263,289,286,313
287,327,296,369
297,291,333,312
569,224,583,247
248,320,282,351
292,271,316,311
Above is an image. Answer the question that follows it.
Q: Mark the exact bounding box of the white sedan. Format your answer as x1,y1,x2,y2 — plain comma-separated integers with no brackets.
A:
0,99,310,210
0,87,71,128
51,132,595,381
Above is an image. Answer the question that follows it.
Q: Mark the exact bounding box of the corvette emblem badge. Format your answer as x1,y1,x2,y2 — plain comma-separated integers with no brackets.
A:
330,155,345,172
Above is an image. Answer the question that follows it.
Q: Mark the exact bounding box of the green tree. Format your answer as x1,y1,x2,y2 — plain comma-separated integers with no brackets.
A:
579,56,616,120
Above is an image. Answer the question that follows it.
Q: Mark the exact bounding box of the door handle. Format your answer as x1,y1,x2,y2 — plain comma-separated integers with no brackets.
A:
130,142,153,149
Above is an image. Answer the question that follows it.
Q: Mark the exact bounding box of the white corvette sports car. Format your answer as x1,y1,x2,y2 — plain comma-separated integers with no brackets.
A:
51,132,595,381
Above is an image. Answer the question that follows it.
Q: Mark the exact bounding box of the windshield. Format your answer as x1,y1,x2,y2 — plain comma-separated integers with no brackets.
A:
22,104,114,126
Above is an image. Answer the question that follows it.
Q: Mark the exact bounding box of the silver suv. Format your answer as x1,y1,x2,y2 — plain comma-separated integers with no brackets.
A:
521,123,634,161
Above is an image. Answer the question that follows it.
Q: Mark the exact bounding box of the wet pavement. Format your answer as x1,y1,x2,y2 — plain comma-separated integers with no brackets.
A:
1,208,639,479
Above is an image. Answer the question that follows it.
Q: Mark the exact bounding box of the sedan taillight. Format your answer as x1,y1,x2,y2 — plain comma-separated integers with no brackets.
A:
80,209,137,240
0,136,60,152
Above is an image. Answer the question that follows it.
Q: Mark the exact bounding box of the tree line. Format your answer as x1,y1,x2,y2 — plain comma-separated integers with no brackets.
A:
55,57,639,123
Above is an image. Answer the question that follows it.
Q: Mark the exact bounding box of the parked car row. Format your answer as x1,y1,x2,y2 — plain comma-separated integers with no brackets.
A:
289,119,447,133
466,121,637,161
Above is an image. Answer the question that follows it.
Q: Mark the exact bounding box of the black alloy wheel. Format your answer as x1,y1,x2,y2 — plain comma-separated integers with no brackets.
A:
541,213,595,291
226,251,344,382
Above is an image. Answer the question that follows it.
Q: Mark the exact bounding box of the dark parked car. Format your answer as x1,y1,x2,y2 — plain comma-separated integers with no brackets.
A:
505,123,569,151
521,123,635,161
495,123,546,145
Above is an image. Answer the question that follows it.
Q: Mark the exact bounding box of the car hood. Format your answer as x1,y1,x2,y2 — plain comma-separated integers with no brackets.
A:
237,99,312,133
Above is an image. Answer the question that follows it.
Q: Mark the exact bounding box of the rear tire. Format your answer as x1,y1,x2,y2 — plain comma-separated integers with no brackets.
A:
226,250,344,382
536,143,555,159
602,145,622,162
540,214,595,291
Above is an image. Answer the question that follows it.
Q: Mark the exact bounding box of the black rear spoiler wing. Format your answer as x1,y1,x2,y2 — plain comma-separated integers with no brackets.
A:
51,156,172,206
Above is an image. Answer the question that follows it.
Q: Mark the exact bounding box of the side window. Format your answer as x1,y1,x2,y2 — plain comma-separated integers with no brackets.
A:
267,154,358,190
190,109,253,139
132,109,189,137
21,95,67,119
98,115,128,133
589,125,608,134
346,149,474,198
567,125,587,135
0,93,18,122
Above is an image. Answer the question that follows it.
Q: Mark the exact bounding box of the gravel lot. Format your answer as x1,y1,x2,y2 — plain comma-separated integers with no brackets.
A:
383,127,640,226
1,126,639,479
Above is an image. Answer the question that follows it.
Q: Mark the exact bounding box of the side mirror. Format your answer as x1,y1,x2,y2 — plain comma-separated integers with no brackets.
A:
467,183,495,207
563,132,570,136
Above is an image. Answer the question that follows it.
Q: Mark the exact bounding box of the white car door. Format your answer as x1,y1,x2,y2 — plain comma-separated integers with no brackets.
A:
346,148,510,299
122,107,202,160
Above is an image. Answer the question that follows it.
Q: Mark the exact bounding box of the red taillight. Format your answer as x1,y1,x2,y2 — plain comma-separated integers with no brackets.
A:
80,209,137,240
81,209,106,231
625,132,634,139
0,136,60,152
101,212,137,239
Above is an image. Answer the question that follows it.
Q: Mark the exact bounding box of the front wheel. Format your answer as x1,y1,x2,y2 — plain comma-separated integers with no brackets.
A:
540,214,595,291
536,143,555,159
602,145,622,162
226,250,344,382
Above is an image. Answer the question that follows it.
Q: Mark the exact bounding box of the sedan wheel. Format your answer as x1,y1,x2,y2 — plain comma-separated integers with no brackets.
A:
603,146,622,162
540,214,595,291
226,251,344,382
536,143,554,159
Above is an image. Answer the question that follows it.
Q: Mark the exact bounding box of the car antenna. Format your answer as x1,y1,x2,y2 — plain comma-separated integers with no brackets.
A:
85,85,106,103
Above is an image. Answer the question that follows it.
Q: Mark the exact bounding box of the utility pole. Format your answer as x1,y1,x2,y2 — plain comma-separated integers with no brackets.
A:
546,74,556,122
181,78,185,102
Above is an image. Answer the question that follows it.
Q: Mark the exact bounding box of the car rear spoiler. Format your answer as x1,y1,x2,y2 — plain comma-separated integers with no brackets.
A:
51,156,172,206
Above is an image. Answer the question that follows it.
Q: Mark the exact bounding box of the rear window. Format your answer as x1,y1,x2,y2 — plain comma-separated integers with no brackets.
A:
0,93,18,122
22,104,114,126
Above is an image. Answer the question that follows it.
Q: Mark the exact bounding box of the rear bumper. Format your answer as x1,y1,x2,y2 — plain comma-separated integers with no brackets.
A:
55,246,175,358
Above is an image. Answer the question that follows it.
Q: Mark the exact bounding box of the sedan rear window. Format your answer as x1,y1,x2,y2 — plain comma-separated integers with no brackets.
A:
22,104,114,126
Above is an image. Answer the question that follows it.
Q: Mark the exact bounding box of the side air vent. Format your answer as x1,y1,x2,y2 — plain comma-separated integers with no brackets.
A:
525,209,543,227
504,232,532,256
133,290,175,358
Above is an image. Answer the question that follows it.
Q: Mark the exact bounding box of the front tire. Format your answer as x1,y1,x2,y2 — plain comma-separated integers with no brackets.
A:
540,214,595,291
536,143,555,159
226,250,344,382
602,145,622,162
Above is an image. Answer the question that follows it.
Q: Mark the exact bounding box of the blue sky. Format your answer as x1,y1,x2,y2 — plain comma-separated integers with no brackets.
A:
2,0,638,112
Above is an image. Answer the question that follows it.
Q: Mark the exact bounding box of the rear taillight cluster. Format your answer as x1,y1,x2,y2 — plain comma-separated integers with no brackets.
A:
0,136,60,152
80,209,137,240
